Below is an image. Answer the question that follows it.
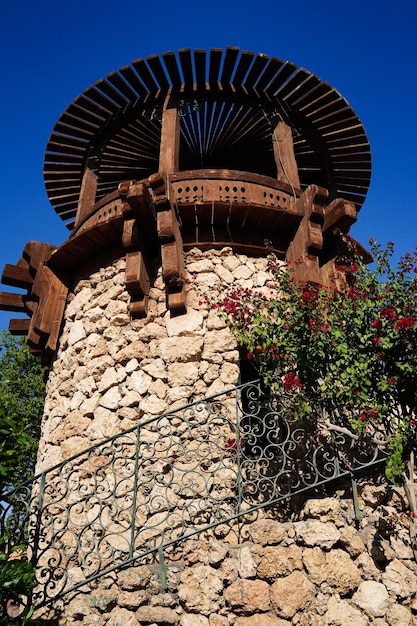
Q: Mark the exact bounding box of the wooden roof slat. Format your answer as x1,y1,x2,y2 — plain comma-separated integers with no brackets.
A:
265,61,297,96
243,53,269,89
59,107,102,133
132,58,159,93
254,56,285,93
178,48,194,87
81,88,117,116
231,51,254,88
146,54,170,90
118,65,149,98
44,153,83,165
96,77,131,108
69,98,108,125
276,68,310,101
220,47,240,85
284,74,321,106
194,49,207,88
54,120,95,141
209,49,223,85
162,52,182,87
98,74,132,105
48,133,89,150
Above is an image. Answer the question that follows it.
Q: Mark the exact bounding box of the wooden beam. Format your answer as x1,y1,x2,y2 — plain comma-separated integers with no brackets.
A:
272,121,300,190
159,98,180,175
9,318,30,335
75,166,98,228
2,264,33,290
323,198,357,233
0,292,26,312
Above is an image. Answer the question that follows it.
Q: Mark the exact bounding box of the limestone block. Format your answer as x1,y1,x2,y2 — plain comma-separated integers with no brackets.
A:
352,581,389,617
98,367,120,392
382,559,417,599
225,579,270,613
142,358,168,380
235,617,290,626
118,566,153,590
232,265,252,280
116,341,148,364
257,544,302,580
118,590,147,610
68,320,86,345
385,603,414,625
138,321,167,340
140,395,169,415
179,566,223,614
339,526,366,557
325,549,361,595
302,547,327,584
159,336,204,362
99,386,122,410
187,259,214,273
135,605,179,623
86,407,120,439
167,362,200,386
294,520,340,549
202,329,237,363
270,571,315,618
250,520,292,545
79,392,101,416
130,370,153,394
61,435,89,459
181,615,210,626
107,607,140,626
165,308,204,336
206,309,227,330
324,597,369,626
121,390,141,407
238,544,257,578
303,498,341,522
355,552,382,582
213,265,234,284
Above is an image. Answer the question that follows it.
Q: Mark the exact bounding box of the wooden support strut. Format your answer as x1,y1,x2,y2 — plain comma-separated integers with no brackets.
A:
149,173,186,316
119,181,154,319
0,241,69,366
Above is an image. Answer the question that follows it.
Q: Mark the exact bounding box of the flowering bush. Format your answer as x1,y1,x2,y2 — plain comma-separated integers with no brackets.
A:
213,236,417,491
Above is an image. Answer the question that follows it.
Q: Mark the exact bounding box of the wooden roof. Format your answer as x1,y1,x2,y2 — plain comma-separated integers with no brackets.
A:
44,48,371,229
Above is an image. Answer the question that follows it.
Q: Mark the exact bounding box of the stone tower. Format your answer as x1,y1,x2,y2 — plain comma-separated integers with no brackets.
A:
4,50,411,625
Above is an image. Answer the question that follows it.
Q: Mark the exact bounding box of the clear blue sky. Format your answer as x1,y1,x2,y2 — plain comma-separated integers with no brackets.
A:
1,0,416,330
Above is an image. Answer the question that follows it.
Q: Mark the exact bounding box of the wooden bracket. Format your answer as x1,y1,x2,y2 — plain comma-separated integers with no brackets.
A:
119,182,156,318
149,174,186,316
0,241,69,366
286,185,325,284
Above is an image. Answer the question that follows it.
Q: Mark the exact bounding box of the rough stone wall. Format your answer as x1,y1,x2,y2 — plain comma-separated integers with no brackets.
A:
50,486,417,626
34,247,417,626
36,246,272,473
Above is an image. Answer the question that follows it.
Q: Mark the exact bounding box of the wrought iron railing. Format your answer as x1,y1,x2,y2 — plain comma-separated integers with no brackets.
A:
1,381,387,608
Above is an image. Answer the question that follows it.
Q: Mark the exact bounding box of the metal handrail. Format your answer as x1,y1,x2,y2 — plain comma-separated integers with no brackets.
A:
1,380,387,608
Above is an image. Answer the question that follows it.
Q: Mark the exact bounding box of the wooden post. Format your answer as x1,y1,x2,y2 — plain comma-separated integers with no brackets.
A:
272,121,300,190
159,95,180,175
75,166,98,228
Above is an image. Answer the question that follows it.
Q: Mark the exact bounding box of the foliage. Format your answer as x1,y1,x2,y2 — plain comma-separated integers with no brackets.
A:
0,333,46,623
0,331,46,498
213,236,417,486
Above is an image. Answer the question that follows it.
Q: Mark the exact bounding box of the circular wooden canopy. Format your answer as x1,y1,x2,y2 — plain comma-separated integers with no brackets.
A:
44,48,371,229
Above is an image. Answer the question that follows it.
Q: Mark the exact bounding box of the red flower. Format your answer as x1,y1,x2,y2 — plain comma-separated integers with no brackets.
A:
381,307,396,320
283,372,302,391
395,317,414,330
372,319,383,329
359,413,367,422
